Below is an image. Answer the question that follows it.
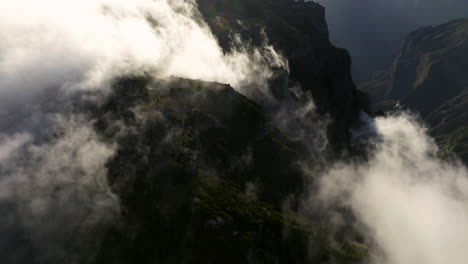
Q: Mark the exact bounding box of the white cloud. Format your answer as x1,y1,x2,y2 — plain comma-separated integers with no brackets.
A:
316,112,468,264
0,0,285,104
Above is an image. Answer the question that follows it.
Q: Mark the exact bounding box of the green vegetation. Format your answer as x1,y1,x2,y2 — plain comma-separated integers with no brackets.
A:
90,75,370,263
194,172,370,263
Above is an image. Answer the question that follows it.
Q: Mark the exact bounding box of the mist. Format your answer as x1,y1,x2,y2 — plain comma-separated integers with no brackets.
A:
314,0,468,81
0,115,117,263
315,112,468,264
0,0,284,104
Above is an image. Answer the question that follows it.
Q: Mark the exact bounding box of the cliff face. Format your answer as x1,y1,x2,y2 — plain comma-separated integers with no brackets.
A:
360,18,468,163
198,0,364,150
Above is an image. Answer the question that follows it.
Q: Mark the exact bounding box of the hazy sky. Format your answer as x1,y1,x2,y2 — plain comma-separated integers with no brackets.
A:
314,0,468,81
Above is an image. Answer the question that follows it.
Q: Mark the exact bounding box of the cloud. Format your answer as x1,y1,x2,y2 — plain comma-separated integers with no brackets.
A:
0,133,32,164
316,112,468,264
0,115,117,264
273,88,330,155
0,0,284,105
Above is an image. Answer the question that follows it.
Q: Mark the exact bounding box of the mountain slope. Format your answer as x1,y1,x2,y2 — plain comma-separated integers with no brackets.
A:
198,0,366,150
89,76,368,264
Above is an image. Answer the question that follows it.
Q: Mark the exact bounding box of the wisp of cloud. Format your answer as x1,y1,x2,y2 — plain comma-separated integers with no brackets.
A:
317,112,468,264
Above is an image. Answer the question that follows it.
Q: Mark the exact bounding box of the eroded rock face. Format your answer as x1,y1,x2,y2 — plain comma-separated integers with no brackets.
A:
360,18,468,163
362,19,468,116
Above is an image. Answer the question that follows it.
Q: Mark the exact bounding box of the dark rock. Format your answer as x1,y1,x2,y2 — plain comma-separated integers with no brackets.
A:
197,0,365,151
